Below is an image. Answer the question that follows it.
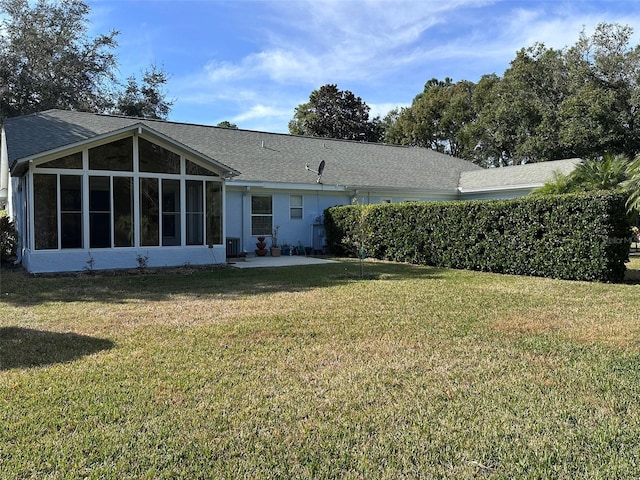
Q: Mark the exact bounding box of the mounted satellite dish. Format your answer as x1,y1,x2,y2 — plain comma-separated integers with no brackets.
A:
305,160,326,184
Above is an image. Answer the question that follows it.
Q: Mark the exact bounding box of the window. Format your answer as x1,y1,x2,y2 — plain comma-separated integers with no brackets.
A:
89,137,133,171
140,178,160,246
290,194,303,219
206,182,222,245
186,159,218,177
139,138,180,174
89,176,111,248
37,152,82,169
162,179,181,246
251,195,272,236
60,175,82,248
186,180,203,245
113,177,134,247
33,174,58,250
30,135,226,253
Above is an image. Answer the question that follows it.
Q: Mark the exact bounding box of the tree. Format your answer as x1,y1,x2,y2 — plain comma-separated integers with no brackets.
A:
289,84,382,141
0,0,119,120
532,154,630,195
478,44,570,165
560,23,640,159
216,121,238,129
384,78,478,159
114,65,173,119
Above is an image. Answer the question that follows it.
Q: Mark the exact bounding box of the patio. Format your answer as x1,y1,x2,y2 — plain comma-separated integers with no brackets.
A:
227,255,338,269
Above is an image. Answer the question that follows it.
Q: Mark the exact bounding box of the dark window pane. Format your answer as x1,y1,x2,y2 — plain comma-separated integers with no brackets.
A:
60,175,82,211
89,176,111,248
251,195,272,215
114,177,134,247
139,137,180,174
185,159,218,176
162,179,181,246
61,214,82,249
251,216,272,236
33,174,58,249
140,178,159,246
37,152,82,169
206,181,222,245
186,180,203,245
60,175,82,249
89,137,133,171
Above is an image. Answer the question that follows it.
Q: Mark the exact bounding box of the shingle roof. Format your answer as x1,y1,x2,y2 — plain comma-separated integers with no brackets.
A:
4,109,482,191
458,158,581,191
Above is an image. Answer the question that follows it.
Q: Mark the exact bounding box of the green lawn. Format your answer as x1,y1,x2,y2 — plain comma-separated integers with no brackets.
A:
1,259,640,478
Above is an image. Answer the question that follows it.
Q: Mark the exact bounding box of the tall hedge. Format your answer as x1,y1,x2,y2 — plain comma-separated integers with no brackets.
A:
324,192,631,282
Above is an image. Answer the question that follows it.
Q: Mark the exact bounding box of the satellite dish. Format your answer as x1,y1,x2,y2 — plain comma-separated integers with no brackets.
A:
305,160,326,184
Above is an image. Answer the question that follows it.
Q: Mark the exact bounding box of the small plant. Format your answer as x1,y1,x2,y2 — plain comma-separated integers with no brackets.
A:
271,225,280,247
84,252,95,274
136,252,149,271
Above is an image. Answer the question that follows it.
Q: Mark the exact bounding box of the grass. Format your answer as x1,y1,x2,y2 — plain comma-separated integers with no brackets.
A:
1,258,640,478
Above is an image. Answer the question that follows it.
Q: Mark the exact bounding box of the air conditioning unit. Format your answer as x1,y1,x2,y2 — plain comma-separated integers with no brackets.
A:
226,237,240,257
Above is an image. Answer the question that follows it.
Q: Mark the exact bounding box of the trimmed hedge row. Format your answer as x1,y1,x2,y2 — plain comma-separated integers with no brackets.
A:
324,192,632,282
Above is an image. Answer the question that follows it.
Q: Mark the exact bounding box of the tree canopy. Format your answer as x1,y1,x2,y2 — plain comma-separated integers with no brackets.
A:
383,23,640,167
0,0,173,121
289,84,383,142
114,66,173,119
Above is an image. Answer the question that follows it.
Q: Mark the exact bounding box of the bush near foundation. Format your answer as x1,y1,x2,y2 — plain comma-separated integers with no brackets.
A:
0,210,18,264
324,192,631,282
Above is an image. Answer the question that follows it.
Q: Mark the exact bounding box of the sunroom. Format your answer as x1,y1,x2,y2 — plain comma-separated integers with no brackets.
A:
11,124,237,273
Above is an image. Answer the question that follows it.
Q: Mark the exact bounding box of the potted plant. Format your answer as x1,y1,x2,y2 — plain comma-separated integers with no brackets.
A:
281,243,290,256
270,226,281,257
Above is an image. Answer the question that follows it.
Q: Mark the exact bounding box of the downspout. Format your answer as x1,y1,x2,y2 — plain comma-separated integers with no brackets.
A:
0,126,9,209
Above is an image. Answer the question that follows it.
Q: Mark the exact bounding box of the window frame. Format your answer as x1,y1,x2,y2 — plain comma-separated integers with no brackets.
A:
290,194,303,220
251,195,273,236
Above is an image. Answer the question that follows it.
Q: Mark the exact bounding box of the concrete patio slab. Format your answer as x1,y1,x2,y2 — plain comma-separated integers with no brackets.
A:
227,255,338,269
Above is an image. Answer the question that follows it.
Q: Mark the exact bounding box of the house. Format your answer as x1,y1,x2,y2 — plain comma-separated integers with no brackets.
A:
0,110,579,273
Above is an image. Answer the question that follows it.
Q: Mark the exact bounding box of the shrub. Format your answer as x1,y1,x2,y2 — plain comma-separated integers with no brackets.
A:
325,192,631,283
0,211,18,264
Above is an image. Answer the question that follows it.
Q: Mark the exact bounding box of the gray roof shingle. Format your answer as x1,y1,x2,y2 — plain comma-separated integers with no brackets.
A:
4,109,482,191
458,159,581,191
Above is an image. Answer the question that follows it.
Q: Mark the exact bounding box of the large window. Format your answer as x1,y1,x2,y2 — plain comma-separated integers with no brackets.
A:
114,177,134,247
140,178,160,246
60,175,82,248
251,195,272,236
31,136,225,251
89,138,133,171
33,174,83,250
206,182,222,245
33,174,58,250
186,180,203,245
37,152,82,170
139,138,180,174
162,179,181,246
89,176,111,248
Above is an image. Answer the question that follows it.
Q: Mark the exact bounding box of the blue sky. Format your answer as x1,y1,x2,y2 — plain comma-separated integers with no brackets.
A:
87,0,640,133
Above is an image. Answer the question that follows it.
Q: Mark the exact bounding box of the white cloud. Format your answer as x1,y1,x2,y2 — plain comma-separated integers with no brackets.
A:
169,0,640,132
232,104,292,123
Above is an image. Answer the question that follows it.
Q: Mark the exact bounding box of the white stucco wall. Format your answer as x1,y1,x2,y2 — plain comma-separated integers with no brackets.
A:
22,245,226,274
